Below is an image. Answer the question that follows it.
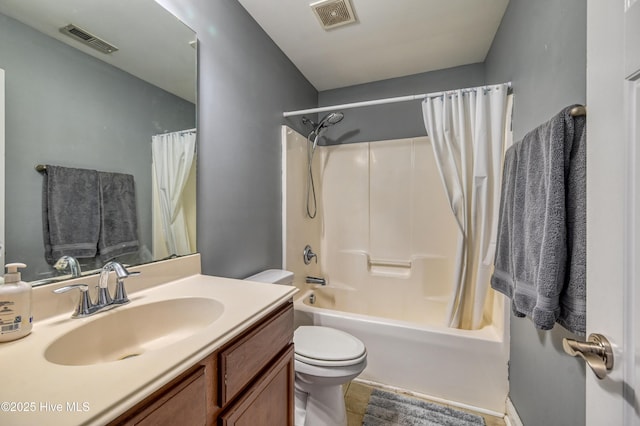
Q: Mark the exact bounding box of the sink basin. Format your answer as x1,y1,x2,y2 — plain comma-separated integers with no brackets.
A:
45,297,224,366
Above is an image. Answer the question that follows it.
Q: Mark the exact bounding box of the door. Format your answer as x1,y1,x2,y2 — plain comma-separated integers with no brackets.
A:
586,0,640,424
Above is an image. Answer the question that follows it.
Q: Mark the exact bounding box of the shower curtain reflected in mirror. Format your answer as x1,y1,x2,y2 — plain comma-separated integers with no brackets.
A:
422,85,512,330
151,130,197,258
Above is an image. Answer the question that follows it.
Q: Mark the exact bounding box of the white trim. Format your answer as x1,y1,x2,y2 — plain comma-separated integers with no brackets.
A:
586,0,627,422
0,69,4,269
282,82,512,117
505,397,523,426
623,69,640,426
281,126,288,269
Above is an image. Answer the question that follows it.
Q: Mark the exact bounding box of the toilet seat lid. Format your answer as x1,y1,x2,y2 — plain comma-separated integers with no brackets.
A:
294,326,366,366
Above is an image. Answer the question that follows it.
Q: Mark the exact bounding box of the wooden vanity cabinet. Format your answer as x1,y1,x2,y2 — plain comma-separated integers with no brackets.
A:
219,345,294,426
110,300,294,426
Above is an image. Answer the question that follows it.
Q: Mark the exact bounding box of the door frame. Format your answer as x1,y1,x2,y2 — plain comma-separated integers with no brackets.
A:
586,0,639,424
0,69,5,268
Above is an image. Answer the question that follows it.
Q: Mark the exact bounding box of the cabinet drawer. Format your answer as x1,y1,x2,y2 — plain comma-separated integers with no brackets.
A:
220,302,293,405
219,345,295,426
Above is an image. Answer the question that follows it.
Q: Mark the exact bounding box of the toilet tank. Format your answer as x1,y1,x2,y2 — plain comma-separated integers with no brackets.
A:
245,269,294,285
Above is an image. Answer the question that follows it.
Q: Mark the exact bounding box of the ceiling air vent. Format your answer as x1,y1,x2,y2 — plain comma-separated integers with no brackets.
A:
59,24,118,54
310,0,357,30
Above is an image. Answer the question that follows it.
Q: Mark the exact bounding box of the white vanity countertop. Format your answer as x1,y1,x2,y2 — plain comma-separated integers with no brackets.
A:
0,273,297,426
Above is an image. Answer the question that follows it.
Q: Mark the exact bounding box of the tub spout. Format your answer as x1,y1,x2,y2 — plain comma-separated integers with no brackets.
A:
306,276,326,286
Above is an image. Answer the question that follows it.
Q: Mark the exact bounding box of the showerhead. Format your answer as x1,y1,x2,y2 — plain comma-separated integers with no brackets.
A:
316,112,344,134
302,112,344,220
318,112,344,127
302,112,345,137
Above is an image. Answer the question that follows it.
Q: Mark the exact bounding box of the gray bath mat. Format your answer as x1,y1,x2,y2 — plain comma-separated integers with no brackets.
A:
363,389,486,426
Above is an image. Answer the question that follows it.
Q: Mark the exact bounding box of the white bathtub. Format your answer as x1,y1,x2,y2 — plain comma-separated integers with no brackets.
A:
293,287,509,415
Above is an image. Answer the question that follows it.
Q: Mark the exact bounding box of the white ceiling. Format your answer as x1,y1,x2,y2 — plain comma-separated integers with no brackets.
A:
1,0,510,99
0,0,196,103
237,0,510,91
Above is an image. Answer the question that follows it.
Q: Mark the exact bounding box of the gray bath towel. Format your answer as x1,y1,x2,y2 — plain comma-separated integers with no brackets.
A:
559,112,586,335
98,172,139,261
42,165,100,264
491,106,586,335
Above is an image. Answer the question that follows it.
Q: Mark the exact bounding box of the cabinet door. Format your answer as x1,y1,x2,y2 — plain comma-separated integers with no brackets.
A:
132,367,207,426
219,345,294,426
110,353,218,426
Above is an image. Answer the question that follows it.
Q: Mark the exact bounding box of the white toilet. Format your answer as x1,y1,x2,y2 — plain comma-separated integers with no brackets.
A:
245,269,367,426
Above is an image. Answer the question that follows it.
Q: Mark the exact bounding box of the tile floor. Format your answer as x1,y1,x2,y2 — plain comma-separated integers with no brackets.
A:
344,381,505,426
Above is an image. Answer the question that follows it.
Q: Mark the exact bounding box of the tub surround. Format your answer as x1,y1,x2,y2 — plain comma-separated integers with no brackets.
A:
283,128,509,413
282,128,462,317
0,254,298,425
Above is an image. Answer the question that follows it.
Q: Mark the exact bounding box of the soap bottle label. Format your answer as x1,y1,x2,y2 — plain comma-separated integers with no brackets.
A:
0,301,21,333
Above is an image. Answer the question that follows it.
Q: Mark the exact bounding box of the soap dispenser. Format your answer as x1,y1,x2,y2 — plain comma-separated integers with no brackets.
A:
0,263,32,342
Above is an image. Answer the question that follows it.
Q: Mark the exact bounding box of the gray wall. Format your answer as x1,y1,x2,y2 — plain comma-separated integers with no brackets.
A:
0,13,195,282
317,63,485,144
484,0,587,425
154,0,317,279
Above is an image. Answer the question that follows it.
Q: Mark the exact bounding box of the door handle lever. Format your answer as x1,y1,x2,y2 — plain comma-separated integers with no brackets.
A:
562,333,614,379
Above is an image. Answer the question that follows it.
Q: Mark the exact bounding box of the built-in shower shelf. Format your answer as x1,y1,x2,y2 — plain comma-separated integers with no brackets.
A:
368,258,412,278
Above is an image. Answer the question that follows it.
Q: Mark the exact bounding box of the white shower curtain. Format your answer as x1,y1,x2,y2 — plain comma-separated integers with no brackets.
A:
421,84,511,330
152,130,196,256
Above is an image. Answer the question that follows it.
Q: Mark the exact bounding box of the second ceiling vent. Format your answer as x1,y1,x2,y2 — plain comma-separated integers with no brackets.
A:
59,24,118,54
310,0,357,30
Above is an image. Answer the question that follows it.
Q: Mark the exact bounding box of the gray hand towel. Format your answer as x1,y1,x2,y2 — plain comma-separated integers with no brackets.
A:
491,105,586,335
42,165,100,264
97,172,139,261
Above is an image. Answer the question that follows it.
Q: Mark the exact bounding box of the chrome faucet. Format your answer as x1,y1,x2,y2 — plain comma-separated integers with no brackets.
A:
98,261,140,308
53,284,97,318
54,256,82,277
305,276,326,286
53,261,140,318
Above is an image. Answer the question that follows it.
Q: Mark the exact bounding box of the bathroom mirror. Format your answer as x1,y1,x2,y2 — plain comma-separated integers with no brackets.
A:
0,0,197,283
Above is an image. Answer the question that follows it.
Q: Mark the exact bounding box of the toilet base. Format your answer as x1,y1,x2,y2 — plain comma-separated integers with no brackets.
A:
295,379,347,426
294,387,308,426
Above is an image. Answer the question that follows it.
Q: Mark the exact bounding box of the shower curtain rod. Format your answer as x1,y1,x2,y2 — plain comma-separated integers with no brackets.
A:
157,128,196,134
151,128,197,138
282,82,512,117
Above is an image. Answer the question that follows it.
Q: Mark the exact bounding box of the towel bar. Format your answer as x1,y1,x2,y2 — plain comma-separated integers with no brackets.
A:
570,105,586,117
